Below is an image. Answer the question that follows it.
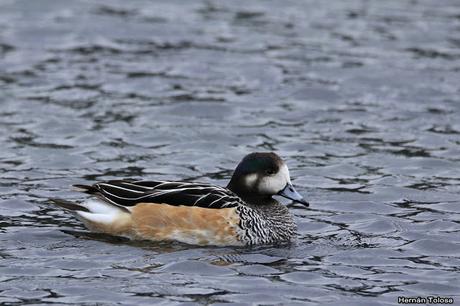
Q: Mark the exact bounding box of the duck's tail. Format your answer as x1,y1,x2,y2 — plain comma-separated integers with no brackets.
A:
50,198,90,212
50,198,133,237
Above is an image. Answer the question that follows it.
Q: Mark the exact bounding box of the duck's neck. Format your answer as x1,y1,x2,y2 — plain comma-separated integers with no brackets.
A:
227,181,270,206
227,177,245,195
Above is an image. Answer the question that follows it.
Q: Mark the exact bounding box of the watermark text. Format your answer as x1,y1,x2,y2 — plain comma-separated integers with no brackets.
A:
398,296,454,304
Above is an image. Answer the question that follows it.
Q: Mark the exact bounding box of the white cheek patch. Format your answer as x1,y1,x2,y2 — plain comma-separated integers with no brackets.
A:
258,164,291,194
245,173,258,187
280,164,291,184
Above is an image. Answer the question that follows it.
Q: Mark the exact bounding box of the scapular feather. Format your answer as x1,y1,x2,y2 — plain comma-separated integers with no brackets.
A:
74,180,242,209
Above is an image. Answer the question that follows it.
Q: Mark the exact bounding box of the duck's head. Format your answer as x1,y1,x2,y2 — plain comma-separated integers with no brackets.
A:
227,152,309,206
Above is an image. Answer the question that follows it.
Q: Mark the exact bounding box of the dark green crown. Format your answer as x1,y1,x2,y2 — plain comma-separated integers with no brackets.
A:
232,152,282,176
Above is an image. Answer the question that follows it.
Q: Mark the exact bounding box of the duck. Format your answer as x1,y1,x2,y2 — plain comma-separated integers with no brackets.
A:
51,152,309,246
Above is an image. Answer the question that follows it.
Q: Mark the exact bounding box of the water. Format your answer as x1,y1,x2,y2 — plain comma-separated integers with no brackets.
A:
1,0,460,305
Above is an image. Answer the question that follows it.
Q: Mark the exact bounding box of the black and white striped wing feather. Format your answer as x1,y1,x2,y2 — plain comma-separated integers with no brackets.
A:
74,180,244,209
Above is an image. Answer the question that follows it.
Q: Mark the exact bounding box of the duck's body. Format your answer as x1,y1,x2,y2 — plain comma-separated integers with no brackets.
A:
52,152,308,246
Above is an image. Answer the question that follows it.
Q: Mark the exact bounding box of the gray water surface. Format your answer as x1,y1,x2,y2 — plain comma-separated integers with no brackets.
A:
1,0,460,305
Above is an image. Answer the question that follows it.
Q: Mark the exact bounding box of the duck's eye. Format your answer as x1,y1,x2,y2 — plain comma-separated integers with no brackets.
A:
265,169,275,175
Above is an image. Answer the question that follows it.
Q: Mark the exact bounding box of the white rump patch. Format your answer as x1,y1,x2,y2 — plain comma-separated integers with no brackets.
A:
76,211,119,224
245,173,258,187
81,199,121,214
76,199,127,225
